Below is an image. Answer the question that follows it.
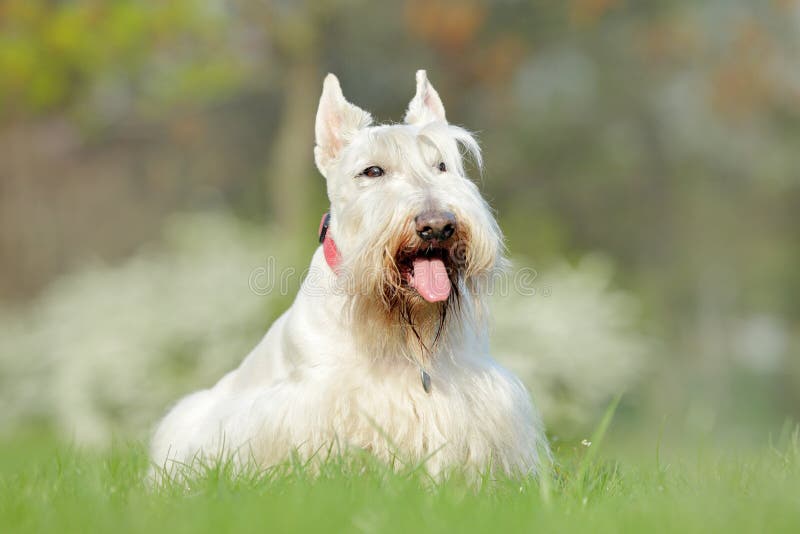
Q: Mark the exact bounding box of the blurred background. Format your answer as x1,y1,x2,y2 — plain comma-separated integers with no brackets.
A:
1,0,799,453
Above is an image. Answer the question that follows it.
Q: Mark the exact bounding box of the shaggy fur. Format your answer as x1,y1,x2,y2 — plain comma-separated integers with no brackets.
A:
150,71,548,479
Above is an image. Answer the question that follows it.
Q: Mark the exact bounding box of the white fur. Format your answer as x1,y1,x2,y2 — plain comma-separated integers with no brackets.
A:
150,71,548,480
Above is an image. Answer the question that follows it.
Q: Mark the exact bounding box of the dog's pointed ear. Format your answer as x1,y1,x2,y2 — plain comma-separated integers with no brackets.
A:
314,74,372,175
404,70,447,126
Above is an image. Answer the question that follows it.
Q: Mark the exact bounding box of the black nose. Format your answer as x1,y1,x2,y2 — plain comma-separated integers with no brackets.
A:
415,210,457,242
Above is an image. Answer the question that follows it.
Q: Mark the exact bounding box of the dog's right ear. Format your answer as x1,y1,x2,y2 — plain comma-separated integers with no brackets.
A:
314,74,372,176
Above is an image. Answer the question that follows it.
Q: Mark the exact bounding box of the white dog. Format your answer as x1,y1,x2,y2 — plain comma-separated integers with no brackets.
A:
151,71,548,479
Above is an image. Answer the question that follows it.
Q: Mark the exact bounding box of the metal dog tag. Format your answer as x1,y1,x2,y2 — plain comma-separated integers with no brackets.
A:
421,369,431,394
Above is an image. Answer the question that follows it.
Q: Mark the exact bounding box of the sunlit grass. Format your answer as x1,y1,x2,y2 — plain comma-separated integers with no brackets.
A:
1,424,798,533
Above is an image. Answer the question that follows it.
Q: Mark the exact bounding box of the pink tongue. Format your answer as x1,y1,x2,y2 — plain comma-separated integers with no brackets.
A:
410,258,451,302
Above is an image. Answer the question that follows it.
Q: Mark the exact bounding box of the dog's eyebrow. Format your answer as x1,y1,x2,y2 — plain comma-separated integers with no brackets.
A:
418,123,483,177
417,130,463,176
364,128,409,163
416,134,444,162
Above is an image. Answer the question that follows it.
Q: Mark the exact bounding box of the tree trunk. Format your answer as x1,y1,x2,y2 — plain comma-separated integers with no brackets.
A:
265,60,319,233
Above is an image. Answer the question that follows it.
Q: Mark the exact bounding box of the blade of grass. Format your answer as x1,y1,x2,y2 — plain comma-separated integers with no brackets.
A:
572,393,622,496
537,444,553,507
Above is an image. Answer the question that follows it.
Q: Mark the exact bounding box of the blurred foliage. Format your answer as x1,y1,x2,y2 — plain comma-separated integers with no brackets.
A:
0,0,247,118
492,256,649,434
0,213,294,444
1,0,800,443
0,213,646,444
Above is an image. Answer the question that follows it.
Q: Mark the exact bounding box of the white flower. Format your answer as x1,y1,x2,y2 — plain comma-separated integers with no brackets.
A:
492,254,650,433
0,212,293,446
0,216,651,445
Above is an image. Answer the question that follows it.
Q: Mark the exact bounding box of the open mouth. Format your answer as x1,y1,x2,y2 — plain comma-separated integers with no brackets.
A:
397,247,453,303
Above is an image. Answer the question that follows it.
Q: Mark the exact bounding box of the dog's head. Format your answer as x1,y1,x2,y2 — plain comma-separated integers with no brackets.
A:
314,71,504,352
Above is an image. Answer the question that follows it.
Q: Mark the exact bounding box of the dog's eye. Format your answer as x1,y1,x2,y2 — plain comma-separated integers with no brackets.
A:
361,166,385,178
437,162,447,172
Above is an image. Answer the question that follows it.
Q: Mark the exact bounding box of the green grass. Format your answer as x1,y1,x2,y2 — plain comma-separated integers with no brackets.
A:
1,426,798,534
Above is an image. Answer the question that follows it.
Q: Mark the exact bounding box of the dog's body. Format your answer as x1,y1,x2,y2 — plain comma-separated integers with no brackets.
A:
151,71,547,479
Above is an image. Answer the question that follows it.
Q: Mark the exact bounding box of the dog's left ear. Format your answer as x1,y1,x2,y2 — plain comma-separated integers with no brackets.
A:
315,74,372,176
404,70,447,126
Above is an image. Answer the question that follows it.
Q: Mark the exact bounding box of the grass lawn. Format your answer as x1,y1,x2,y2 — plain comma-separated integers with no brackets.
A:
1,423,798,534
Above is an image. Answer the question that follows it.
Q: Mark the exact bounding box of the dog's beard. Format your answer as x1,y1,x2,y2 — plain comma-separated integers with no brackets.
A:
339,225,481,366
388,253,461,360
